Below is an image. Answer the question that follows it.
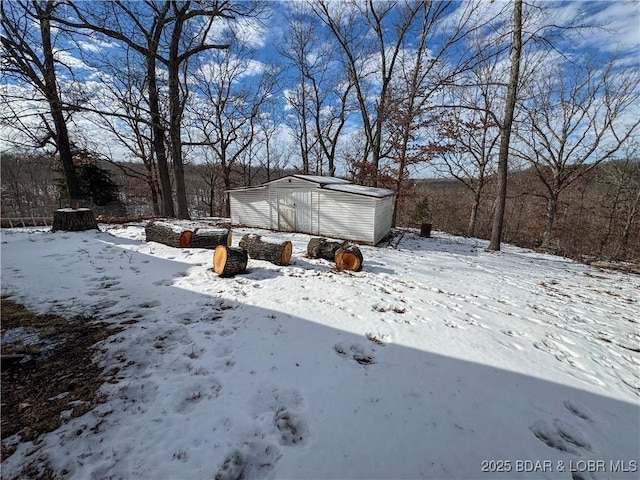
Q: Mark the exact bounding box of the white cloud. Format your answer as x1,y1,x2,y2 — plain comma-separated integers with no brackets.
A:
205,15,268,50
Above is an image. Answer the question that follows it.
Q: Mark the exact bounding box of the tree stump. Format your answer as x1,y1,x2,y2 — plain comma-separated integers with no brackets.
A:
335,245,363,271
145,221,230,249
51,208,99,232
306,238,347,261
239,234,292,266
420,223,432,238
213,246,248,277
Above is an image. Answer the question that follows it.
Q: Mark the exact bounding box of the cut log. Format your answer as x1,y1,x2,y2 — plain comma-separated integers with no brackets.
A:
335,245,363,272
145,221,230,249
213,246,248,277
306,237,347,261
188,228,232,249
51,208,99,232
145,221,190,247
239,234,292,266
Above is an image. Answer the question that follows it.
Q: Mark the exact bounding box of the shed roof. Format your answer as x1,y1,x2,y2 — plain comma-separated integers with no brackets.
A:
228,174,395,199
323,183,395,198
292,174,351,185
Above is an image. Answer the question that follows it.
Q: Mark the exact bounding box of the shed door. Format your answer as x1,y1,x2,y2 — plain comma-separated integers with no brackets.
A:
294,190,312,233
278,189,311,232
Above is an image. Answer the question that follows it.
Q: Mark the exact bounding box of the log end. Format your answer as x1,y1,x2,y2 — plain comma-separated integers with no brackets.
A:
180,231,194,247
335,245,363,272
213,246,248,276
213,245,228,274
280,241,293,266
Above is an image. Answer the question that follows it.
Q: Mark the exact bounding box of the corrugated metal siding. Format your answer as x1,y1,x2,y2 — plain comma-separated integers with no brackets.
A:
317,191,375,244
229,189,270,228
373,196,394,244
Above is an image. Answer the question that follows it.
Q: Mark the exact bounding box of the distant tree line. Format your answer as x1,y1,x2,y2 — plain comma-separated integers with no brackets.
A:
2,150,638,263
421,156,640,263
1,0,638,254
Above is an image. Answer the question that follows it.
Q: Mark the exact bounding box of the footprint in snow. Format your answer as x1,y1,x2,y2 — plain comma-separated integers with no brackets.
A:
334,342,375,365
444,319,463,329
215,440,281,480
249,386,310,446
274,406,309,446
500,329,529,338
86,289,107,297
564,401,593,422
137,300,162,309
530,419,591,454
366,331,390,346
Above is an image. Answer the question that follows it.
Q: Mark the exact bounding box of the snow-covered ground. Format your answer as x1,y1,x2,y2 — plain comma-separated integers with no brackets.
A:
1,223,638,480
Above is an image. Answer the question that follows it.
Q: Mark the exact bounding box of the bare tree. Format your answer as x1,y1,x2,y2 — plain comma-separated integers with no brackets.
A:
311,0,426,186
72,45,163,215
280,4,354,176
599,148,640,259
488,0,522,251
1,0,81,203
435,110,499,236
515,57,640,250
186,44,275,216
254,105,294,182
385,1,487,225
54,0,175,215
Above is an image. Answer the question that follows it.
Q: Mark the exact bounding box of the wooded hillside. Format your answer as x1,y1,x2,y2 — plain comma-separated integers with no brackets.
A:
1,153,638,263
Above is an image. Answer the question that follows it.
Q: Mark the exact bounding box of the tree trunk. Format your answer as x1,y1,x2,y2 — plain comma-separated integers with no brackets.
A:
335,245,363,272
146,163,161,217
621,190,640,254
307,238,347,261
488,0,522,251
148,55,174,218
51,208,98,232
145,221,230,248
541,194,559,249
468,189,481,237
38,2,80,203
213,246,248,276
168,7,189,220
239,234,293,266
468,200,479,237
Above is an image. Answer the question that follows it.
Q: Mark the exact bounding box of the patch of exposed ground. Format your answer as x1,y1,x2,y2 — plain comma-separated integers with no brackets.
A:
1,296,120,473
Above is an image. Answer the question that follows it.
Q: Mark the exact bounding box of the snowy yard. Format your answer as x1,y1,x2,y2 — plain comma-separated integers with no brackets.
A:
1,223,638,479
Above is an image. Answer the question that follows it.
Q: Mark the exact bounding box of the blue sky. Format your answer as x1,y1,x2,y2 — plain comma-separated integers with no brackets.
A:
1,0,638,177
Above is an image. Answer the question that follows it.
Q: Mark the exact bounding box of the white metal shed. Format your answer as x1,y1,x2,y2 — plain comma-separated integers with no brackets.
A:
228,175,396,245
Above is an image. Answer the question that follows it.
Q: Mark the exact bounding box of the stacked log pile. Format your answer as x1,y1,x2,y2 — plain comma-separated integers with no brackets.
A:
239,234,292,266
307,237,363,271
145,221,230,249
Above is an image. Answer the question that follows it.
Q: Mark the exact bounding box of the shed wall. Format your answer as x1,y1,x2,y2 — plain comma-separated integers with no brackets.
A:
373,196,394,244
317,190,376,244
230,176,394,244
229,189,270,228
